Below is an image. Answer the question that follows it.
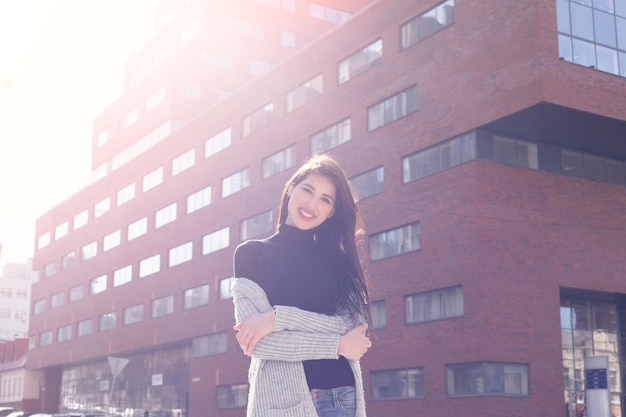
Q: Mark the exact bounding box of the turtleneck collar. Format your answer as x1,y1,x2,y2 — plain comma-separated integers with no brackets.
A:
277,223,317,243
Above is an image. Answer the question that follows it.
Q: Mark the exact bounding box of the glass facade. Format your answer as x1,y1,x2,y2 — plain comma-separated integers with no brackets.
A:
557,0,626,77
561,297,623,417
60,344,190,417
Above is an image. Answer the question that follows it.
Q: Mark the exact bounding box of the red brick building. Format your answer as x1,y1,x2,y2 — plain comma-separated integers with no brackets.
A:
29,1,626,417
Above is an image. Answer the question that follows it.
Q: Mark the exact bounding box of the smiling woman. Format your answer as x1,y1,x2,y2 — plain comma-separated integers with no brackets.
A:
0,0,156,267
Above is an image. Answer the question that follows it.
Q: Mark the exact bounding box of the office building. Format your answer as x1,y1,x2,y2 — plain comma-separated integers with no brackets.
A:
29,1,626,416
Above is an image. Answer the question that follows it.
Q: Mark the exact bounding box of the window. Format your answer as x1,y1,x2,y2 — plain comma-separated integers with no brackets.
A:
50,292,64,309
219,277,235,300
369,222,421,261
117,183,136,206
96,127,110,148
69,284,84,302
402,132,476,183
372,368,425,399
368,85,417,131
38,232,50,249
82,241,98,261
44,261,57,278
222,169,250,197
55,221,68,240
250,59,274,76
169,242,193,267
492,136,538,169
446,362,529,396
281,30,296,47
124,304,144,325
61,251,77,270
103,229,121,252
233,19,265,39
252,0,295,12
33,299,46,315
90,274,107,295
192,332,227,357
124,107,138,127
185,83,201,100
140,254,161,278
77,319,93,337
205,127,232,158
113,265,133,287
201,50,235,69
405,286,463,323
156,203,177,228
58,324,72,342
112,120,178,171
262,145,296,178
92,163,107,182
146,86,166,112
40,330,53,346
350,166,384,200
143,167,164,192
172,149,195,176
73,209,89,230
99,312,117,331
180,20,201,47
242,103,274,137
311,118,351,154
558,0,626,77
184,284,209,309
217,384,249,408
338,39,382,84
152,295,174,318
240,210,273,240
128,217,148,241
203,227,230,255
400,0,455,49
94,197,111,218
286,74,323,113
310,3,351,24
370,300,386,329
187,186,212,214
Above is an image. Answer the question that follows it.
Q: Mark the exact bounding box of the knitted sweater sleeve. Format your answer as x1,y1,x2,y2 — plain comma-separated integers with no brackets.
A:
232,277,354,362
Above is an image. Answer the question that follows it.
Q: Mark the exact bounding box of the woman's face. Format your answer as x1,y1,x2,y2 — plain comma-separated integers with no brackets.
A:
285,173,336,231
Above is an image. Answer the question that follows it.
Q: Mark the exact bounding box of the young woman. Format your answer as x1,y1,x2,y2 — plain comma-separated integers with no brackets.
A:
232,153,371,417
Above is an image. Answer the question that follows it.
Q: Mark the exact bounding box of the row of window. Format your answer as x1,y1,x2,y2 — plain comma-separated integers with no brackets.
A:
0,309,28,321
32,279,463,356
402,130,626,187
217,360,529,408
0,288,28,298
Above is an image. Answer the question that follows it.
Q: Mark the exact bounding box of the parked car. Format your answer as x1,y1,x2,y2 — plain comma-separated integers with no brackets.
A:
0,408,16,417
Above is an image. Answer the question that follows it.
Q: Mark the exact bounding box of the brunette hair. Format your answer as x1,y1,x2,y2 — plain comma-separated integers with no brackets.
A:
277,153,370,319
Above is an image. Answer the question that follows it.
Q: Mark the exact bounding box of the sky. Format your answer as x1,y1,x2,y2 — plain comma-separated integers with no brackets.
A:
0,0,158,268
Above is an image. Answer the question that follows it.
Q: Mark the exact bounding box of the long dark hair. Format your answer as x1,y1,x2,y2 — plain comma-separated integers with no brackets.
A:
277,153,370,319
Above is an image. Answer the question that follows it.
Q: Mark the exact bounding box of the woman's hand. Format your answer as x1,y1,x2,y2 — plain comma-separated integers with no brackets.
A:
233,310,275,356
337,322,372,361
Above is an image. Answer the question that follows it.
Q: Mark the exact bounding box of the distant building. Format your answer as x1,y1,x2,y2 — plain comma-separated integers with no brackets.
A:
0,338,41,413
28,1,626,417
0,262,32,341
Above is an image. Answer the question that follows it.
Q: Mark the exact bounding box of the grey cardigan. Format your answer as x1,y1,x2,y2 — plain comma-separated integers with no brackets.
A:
232,277,367,417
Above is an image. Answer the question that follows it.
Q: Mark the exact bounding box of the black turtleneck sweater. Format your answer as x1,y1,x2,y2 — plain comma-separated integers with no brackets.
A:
233,223,355,389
